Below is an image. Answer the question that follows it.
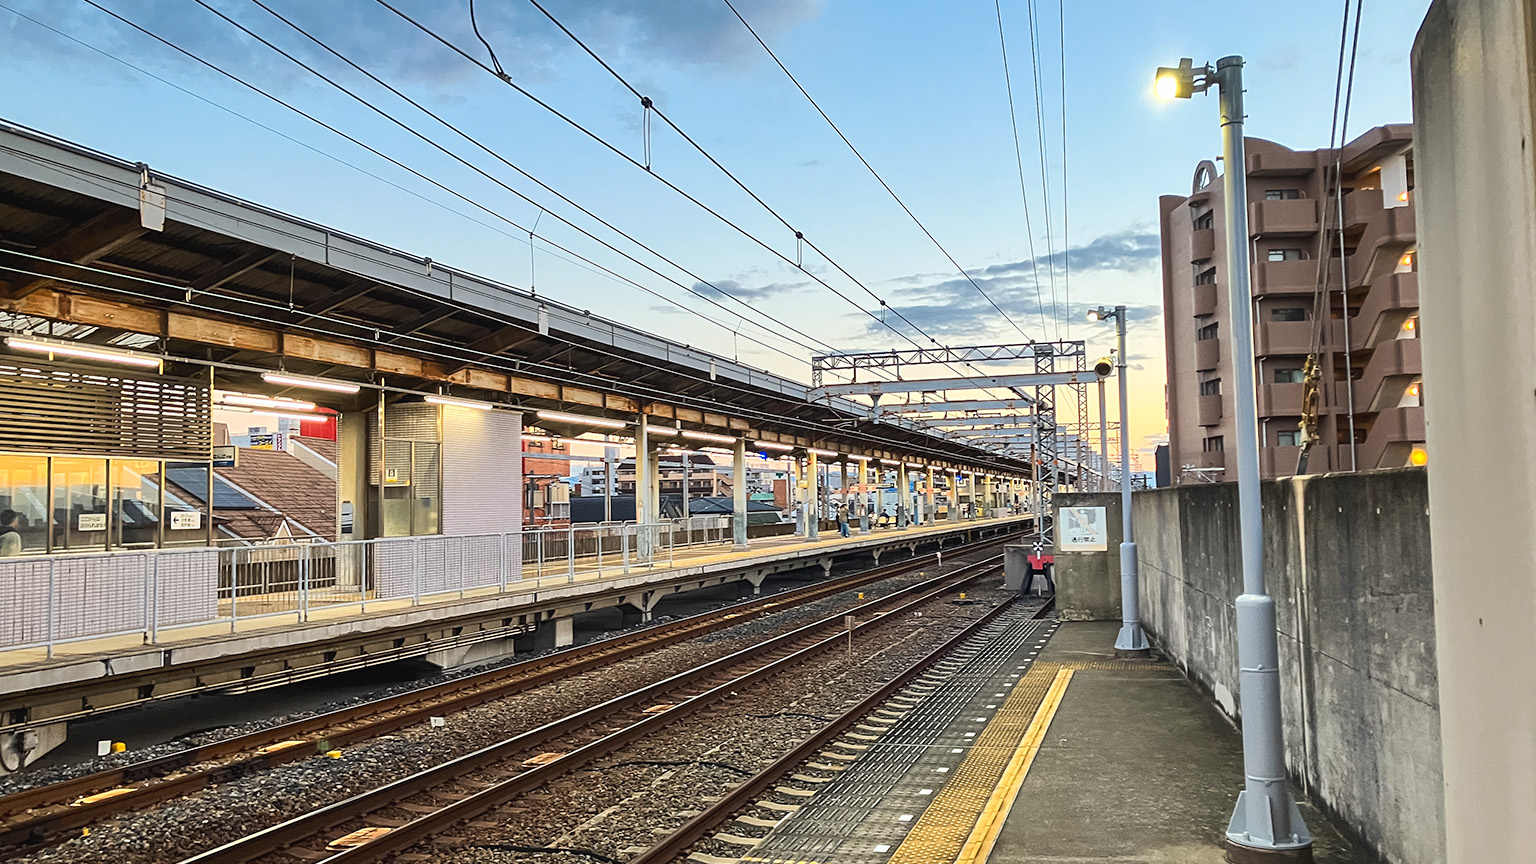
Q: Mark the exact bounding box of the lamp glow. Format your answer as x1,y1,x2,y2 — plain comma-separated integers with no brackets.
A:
6,335,162,369
536,410,627,430
1409,446,1428,466
216,392,317,412
261,372,361,394
427,394,493,410
805,447,839,458
1155,73,1180,100
753,440,793,451
681,430,736,444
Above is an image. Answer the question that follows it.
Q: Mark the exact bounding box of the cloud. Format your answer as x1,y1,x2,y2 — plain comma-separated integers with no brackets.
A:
3,0,825,91
692,277,808,303
866,229,1161,342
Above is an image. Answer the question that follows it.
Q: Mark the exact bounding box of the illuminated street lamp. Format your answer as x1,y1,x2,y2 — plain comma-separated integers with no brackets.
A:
1086,305,1147,658
1156,56,1313,859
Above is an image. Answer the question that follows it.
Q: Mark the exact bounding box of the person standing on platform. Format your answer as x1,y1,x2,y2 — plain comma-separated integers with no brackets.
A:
0,510,21,557
836,501,850,538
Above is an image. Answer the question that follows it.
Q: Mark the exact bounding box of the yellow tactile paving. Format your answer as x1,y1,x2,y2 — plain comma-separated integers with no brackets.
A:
883,663,1069,864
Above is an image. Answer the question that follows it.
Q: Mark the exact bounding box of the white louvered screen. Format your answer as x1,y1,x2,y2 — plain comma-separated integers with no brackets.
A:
440,406,522,536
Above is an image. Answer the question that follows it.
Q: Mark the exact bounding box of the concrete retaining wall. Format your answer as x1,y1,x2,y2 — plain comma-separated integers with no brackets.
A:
1136,468,1442,864
1052,492,1123,621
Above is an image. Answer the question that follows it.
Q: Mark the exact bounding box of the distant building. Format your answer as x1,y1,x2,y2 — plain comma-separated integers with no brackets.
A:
1160,124,1421,483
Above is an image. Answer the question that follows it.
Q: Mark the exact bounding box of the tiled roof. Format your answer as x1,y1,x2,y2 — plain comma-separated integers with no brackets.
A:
294,435,338,465
216,448,337,540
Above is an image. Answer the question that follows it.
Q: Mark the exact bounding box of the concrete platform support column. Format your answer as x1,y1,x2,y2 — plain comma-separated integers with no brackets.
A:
950,470,961,522
925,467,937,528
897,463,909,528
1414,7,1536,860
636,414,656,559
806,450,820,541
857,459,871,534
531,616,575,651
839,460,849,527
732,438,749,551
791,456,805,536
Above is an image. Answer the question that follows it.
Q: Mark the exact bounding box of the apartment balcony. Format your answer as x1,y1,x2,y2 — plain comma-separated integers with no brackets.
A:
1254,258,1340,296
1255,320,1313,356
1192,451,1226,471
1249,198,1320,236
1197,393,1223,427
1355,406,1427,470
1261,445,1304,479
1351,272,1420,351
1342,187,1385,230
1346,203,1416,288
1191,228,1216,263
1258,383,1305,417
1335,339,1423,412
1193,281,1218,317
1247,149,1315,176
1194,337,1221,371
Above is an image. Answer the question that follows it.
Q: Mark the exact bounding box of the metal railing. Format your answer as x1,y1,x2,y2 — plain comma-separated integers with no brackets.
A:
0,516,736,657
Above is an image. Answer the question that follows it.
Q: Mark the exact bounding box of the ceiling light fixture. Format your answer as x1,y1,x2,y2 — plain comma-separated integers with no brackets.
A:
6,335,162,369
427,394,493,410
261,372,361,394
537,410,628,430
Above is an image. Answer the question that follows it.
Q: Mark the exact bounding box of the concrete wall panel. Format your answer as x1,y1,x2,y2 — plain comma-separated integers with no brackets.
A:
1135,468,1441,864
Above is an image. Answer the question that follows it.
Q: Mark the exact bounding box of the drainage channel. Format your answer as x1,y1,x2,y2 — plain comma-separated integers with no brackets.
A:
738,603,1059,864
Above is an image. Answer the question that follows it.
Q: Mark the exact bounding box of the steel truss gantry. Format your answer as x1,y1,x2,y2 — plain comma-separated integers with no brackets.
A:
810,340,1093,543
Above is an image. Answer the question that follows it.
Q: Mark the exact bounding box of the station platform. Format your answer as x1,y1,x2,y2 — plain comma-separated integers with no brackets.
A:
741,620,1373,864
0,515,1027,766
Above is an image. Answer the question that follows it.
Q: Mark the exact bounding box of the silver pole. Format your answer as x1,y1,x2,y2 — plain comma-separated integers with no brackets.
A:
1215,54,1312,856
1113,306,1148,655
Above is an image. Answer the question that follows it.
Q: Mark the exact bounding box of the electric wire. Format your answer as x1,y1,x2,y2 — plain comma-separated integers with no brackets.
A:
381,0,957,362
1308,0,1357,354
76,0,823,373
717,0,1035,343
990,0,1049,336
1023,0,1060,337
231,0,833,364
1056,0,1070,338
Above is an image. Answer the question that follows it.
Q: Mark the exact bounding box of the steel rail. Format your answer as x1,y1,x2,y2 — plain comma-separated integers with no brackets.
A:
180,559,1005,864
0,532,1023,851
627,596,1055,864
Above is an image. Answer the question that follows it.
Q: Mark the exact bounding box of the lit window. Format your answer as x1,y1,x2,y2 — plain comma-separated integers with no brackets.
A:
1268,249,1304,262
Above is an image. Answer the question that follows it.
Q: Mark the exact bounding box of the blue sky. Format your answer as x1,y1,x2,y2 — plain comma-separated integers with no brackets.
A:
0,0,1431,455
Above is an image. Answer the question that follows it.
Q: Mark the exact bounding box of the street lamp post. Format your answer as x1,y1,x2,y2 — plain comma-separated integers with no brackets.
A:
1087,306,1148,658
1156,55,1313,859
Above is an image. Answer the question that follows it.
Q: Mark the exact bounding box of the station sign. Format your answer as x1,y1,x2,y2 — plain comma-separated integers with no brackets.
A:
213,445,238,468
1058,506,1109,552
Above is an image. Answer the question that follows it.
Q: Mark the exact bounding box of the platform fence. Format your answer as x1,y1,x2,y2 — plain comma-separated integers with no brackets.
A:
0,515,734,656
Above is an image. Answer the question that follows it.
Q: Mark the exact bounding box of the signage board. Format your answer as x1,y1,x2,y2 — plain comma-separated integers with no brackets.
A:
248,434,276,450
170,510,202,530
77,513,106,532
212,445,238,468
1058,506,1109,552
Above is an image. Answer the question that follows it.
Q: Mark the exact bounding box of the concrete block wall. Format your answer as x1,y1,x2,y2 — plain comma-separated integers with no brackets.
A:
1135,468,1443,864
1051,492,1125,621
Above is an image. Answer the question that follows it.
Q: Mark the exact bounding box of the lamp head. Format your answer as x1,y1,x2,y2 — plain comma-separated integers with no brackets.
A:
1094,356,1115,377
1087,306,1115,323
1154,58,1200,100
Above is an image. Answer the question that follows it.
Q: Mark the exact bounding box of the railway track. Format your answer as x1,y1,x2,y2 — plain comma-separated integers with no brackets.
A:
0,531,1022,854
630,597,1057,864
178,558,1007,864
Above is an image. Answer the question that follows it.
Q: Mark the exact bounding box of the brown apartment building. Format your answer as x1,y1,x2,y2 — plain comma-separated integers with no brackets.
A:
1160,124,1422,483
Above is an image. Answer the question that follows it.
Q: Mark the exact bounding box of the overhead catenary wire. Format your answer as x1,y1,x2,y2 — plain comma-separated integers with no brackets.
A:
990,0,1050,336
1023,0,1061,338
385,0,973,371
77,0,825,374
1056,0,1070,339
717,0,1035,343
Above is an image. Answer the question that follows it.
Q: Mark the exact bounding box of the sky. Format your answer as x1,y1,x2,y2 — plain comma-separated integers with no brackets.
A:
0,0,1432,461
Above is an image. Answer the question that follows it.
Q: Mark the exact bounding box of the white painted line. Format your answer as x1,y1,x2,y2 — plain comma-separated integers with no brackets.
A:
874,844,891,853
951,748,964,753
898,814,913,822
935,767,950,773
919,788,934,795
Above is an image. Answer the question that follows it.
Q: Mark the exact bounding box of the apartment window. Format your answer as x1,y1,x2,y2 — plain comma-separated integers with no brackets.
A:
1275,430,1301,447
1268,248,1304,262
1273,367,1305,384
1197,323,1219,341
1270,307,1308,322
1202,436,1225,453
1195,268,1217,285
1199,379,1222,396
1193,211,1214,231
1265,189,1301,200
